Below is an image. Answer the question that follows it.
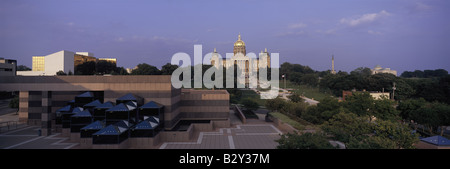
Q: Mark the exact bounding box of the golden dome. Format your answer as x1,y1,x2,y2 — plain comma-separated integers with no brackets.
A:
234,33,245,47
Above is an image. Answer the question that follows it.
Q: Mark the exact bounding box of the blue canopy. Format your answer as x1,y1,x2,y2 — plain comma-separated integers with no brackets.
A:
125,101,137,110
144,116,160,124
140,101,163,109
81,121,105,130
56,105,71,112
84,100,102,107
95,101,114,109
72,107,84,113
106,103,129,112
117,93,137,101
72,109,92,117
77,91,93,98
115,120,132,129
421,135,450,146
93,124,127,135
134,120,158,130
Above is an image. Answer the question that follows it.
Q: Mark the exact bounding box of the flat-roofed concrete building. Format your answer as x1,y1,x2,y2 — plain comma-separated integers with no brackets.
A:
98,58,117,65
0,75,230,138
17,50,117,76
0,58,17,76
32,56,45,71
18,50,75,76
371,65,397,76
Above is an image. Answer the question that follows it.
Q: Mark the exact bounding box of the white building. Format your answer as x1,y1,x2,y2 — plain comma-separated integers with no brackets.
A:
371,65,397,76
17,50,77,76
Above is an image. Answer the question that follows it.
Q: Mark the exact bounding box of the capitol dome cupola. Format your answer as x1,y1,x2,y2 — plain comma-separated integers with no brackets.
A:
233,33,246,55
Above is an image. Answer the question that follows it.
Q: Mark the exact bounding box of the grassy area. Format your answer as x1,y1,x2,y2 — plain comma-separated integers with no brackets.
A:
270,112,305,130
239,89,267,107
283,80,332,102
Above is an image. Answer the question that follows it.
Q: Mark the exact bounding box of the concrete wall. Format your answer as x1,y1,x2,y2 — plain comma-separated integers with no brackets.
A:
16,71,45,76
233,105,246,124
92,139,129,149
44,50,75,75
416,141,450,149
193,121,214,132
213,119,230,128
18,91,29,123
70,132,81,142
63,51,75,74
62,128,71,137
0,62,15,76
80,138,92,149
129,134,161,149
159,124,195,142
180,89,229,122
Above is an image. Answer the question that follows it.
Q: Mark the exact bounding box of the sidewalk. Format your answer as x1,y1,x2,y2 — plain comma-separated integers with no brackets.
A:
0,112,24,133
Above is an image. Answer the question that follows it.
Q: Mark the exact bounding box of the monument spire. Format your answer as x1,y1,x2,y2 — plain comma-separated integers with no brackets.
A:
331,54,336,74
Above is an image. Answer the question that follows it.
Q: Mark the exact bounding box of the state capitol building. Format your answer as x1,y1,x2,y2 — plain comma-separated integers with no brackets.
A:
210,34,272,87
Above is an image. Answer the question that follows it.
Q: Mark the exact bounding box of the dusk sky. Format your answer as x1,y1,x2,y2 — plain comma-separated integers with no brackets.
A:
1,0,449,74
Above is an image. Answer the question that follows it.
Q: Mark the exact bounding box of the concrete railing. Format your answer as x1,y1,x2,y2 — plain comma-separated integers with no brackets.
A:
0,121,19,133
233,105,246,124
266,113,298,134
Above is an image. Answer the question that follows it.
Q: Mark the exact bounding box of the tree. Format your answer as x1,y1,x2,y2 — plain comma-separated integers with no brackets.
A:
17,65,31,71
408,102,450,135
350,67,372,77
343,92,374,117
371,120,419,149
161,63,179,75
131,63,161,75
300,73,319,86
409,102,441,134
317,96,343,123
289,72,302,84
279,101,308,117
397,98,427,126
276,132,335,149
241,98,259,111
288,93,303,103
111,67,129,75
401,69,448,78
321,112,371,144
265,97,286,112
96,60,117,74
56,70,67,75
75,61,96,75
301,96,343,124
301,106,321,124
372,96,399,121
322,112,419,149
9,96,19,109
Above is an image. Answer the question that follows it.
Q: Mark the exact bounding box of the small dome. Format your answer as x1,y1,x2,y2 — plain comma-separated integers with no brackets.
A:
234,34,245,47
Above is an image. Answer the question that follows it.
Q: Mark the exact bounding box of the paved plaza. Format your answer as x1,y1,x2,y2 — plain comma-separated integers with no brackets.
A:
0,126,78,149
160,124,282,149
1,108,283,149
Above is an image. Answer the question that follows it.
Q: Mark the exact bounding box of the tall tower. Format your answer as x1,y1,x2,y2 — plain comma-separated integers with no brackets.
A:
233,33,246,55
331,54,336,74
